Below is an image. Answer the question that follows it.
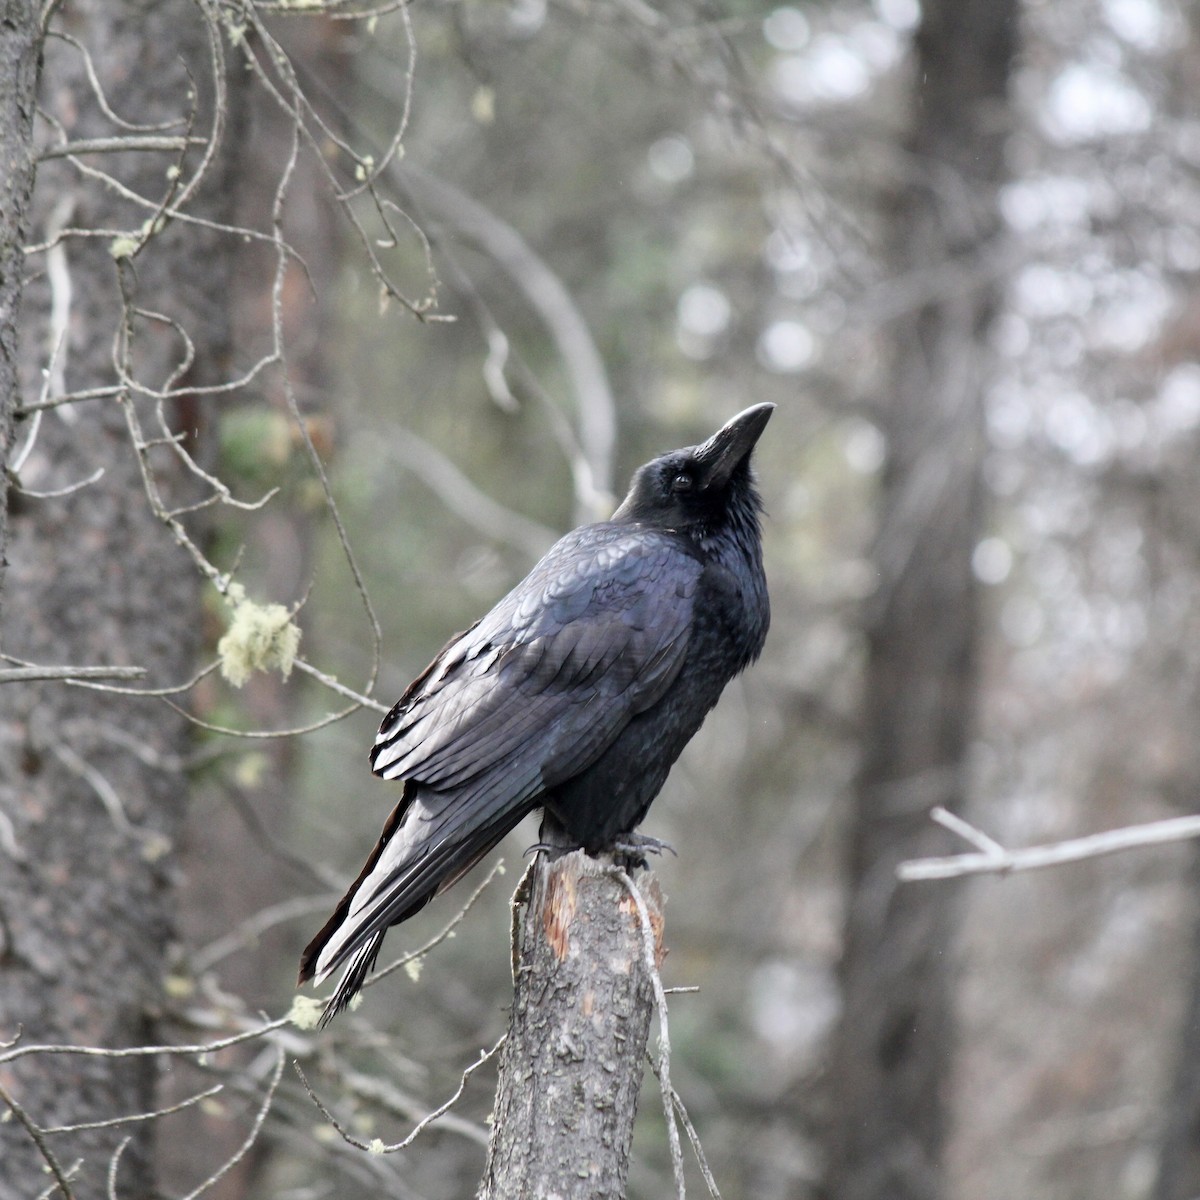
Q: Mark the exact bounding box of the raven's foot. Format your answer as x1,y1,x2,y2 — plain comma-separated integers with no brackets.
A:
608,832,677,872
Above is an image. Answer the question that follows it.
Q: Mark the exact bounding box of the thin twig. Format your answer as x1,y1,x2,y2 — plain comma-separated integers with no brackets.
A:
366,858,507,991
15,466,106,499
163,697,363,740
192,894,339,973
295,1036,505,1153
669,1081,722,1199
293,658,388,714
614,868,686,1199
0,1014,292,1067
0,1080,77,1200
105,1137,131,1200
177,1047,285,1200
39,135,208,160
43,1083,225,1134
386,428,556,560
35,1160,82,1200
50,743,136,836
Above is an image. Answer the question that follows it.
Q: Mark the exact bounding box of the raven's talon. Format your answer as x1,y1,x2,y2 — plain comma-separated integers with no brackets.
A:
608,833,677,871
524,840,575,859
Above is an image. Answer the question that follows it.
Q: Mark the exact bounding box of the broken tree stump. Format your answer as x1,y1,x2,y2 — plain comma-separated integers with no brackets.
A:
477,850,664,1200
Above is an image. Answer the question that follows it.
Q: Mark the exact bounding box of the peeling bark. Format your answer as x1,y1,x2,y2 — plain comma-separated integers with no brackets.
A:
478,852,662,1200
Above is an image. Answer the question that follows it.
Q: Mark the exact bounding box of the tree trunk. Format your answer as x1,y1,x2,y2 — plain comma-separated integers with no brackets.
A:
1155,850,1200,1200
478,852,662,1200
0,0,42,610
825,3,1018,1199
161,18,347,1199
0,2,240,1195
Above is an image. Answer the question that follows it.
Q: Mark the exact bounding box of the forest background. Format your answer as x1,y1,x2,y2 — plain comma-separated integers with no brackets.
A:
3,0,1200,1198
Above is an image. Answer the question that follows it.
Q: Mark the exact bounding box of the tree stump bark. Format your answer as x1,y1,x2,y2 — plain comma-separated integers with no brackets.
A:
478,851,663,1200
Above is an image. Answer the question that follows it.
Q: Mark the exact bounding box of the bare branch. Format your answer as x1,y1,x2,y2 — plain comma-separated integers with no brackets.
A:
177,1047,285,1200
365,858,507,992
615,868,686,1199
0,1081,78,1200
14,384,121,417
400,166,617,518
929,804,1006,856
192,894,339,974
262,94,384,701
898,811,1200,882
292,658,389,715
15,466,106,499
42,1083,226,1135
38,135,208,160
163,697,363,740
45,30,186,132
0,1014,293,1067
387,427,557,561
669,1083,722,1199
296,1036,505,1155
0,664,146,684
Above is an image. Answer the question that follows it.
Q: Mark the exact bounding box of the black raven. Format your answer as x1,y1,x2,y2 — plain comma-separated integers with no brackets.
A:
299,404,773,1022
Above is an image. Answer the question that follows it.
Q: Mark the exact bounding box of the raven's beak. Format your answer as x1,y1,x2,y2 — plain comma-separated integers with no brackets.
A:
694,403,775,490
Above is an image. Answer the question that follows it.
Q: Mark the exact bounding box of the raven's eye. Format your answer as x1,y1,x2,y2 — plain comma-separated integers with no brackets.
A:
671,473,694,494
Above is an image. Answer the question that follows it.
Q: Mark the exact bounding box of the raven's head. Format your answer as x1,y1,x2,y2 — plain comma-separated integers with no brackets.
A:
613,403,774,536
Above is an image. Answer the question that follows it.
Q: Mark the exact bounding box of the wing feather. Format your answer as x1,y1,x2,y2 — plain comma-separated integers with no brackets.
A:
370,527,700,792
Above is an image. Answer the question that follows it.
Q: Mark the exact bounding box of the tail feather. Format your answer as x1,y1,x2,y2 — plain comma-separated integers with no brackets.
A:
298,786,525,1022
316,931,385,1027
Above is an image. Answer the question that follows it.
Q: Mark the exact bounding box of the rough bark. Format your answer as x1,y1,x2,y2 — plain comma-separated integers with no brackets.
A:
825,3,1019,1199
478,852,662,1200
0,2,240,1195
0,0,42,611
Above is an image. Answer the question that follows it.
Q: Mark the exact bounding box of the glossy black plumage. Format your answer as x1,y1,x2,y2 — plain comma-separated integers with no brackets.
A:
299,404,773,1022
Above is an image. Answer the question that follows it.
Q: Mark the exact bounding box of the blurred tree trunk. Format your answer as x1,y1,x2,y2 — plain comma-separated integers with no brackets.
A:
1155,852,1200,1199
0,2,240,1195
1150,19,1200,1199
478,852,661,1200
0,0,42,607
825,3,1018,1199
161,18,347,1200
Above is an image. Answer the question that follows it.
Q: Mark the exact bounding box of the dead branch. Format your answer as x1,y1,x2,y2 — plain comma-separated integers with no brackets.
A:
898,805,1200,881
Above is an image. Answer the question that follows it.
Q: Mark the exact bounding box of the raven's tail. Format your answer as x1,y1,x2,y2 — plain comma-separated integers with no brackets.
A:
314,931,385,1027
298,783,520,1023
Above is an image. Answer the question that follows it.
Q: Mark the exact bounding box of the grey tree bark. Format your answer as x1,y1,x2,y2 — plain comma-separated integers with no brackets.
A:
0,2,241,1195
478,852,662,1200
0,0,42,609
825,3,1019,1199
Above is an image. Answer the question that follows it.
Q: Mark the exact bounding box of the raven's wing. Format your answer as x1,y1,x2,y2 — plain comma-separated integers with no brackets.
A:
299,526,700,1009
370,526,699,789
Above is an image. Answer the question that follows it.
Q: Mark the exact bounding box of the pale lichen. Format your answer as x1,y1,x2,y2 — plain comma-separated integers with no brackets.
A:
288,994,325,1030
218,583,301,687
